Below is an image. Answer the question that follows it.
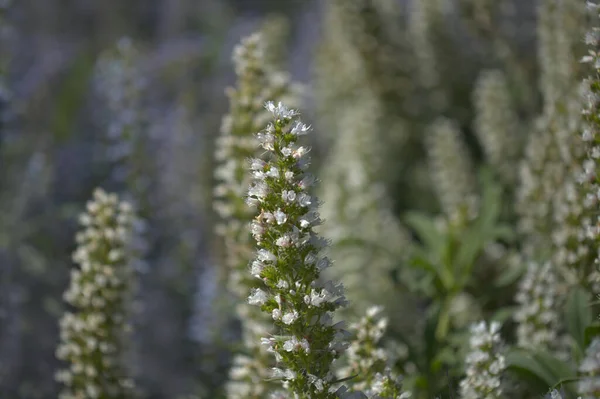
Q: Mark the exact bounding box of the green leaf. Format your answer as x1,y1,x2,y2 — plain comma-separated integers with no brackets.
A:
454,227,485,286
435,298,452,340
565,287,593,351
494,262,525,287
404,211,446,258
584,322,600,348
476,167,503,230
505,349,576,395
490,306,519,324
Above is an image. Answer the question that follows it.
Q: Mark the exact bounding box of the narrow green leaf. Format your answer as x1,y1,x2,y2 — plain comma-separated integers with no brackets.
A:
565,286,593,351
505,348,576,394
404,211,446,257
584,322,600,347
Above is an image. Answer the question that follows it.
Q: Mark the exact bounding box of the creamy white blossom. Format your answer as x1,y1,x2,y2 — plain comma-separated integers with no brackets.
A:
459,321,506,399
55,188,140,399
246,102,360,398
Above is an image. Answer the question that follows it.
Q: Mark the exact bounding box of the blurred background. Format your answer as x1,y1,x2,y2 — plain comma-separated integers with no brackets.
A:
0,0,573,397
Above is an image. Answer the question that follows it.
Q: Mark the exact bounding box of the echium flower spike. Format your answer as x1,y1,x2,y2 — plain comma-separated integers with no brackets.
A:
246,101,356,398
213,31,301,399
473,70,522,186
580,2,600,286
578,338,600,398
513,262,565,351
337,306,407,398
427,118,478,224
213,31,301,286
55,188,140,399
459,321,506,399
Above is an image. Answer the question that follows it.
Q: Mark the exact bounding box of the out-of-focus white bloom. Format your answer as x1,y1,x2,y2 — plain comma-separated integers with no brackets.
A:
514,262,568,354
459,321,505,399
55,188,140,398
473,69,522,185
578,338,600,398
337,306,408,398
427,118,478,224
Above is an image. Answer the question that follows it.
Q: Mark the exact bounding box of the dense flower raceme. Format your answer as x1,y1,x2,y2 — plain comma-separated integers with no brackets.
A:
214,32,301,280
473,69,522,186
337,306,407,399
246,101,359,398
426,118,478,225
459,321,506,399
578,338,600,398
513,262,566,352
212,31,301,399
55,188,142,399
581,2,600,282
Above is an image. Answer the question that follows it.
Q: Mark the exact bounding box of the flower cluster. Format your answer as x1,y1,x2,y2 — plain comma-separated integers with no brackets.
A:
581,2,600,286
246,101,353,398
459,321,506,399
408,0,446,113
516,113,569,258
55,188,140,399
213,31,301,287
473,69,522,186
426,118,478,225
537,0,586,108
212,31,301,399
337,306,406,398
93,37,147,195
578,338,600,398
513,262,565,350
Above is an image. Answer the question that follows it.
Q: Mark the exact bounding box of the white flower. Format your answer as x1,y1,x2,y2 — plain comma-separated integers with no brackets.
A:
282,311,299,325
276,235,292,247
257,249,277,262
282,190,296,203
264,101,298,119
272,309,282,320
274,209,287,225
248,288,269,306
291,120,310,135
297,193,312,207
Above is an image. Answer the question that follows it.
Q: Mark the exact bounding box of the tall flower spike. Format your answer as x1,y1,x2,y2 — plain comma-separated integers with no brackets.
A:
513,261,567,352
337,306,407,398
55,188,141,399
408,0,447,113
473,69,522,186
213,31,301,288
212,31,301,399
581,2,600,291
426,118,478,224
459,321,506,399
246,101,355,398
